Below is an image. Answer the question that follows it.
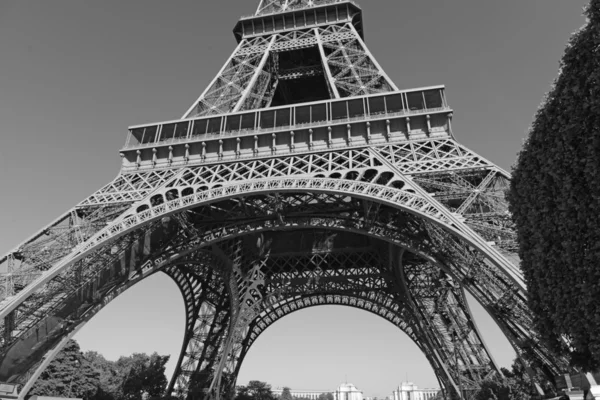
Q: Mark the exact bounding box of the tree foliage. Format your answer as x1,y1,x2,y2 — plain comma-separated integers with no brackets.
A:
27,340,170,400
472,379,511,400
85,351,123,399
472,374,525,400
471,359,560,400
29,340,100,400
500,359,553,400
236,381,276,400
281,387,294,400
316,393,334,400
118,352,170,400
508,0,600,370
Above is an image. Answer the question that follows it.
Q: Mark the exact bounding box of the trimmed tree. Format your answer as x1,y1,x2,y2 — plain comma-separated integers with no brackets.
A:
509,0,600,370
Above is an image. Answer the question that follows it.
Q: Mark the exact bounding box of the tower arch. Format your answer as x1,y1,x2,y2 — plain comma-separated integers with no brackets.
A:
0,185,567,399
234,302,447,393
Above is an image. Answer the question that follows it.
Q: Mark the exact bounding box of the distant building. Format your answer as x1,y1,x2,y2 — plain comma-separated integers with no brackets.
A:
334,383,363,400
272,388,330,400
392,382,439,400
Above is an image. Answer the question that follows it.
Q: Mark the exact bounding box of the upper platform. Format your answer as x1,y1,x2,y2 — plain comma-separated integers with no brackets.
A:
255,0,357,16
234,0,363,41
120,86,453,172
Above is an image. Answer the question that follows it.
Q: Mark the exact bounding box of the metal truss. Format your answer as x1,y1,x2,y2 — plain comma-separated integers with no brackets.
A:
0,136,561,396
0,142,564,394
83,138,498,206
227,246,493,395
163,252,232,399
182,36,276,118
399,252,497,394
183,21,393,119
0,184,567,399
0,1,573,399
318,24,397,96
255,1,351,16
158,234,501,397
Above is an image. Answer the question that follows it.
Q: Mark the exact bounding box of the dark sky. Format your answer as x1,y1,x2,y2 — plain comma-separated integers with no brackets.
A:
0,0,588,396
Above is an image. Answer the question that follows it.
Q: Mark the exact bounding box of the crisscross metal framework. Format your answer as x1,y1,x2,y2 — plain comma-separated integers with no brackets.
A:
0,1,571,400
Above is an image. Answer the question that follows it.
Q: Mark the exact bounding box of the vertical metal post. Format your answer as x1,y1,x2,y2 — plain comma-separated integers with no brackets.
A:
453,332,464,400
315,28,341,98
232,35,277,112
4,312,14,343
181,39,246,119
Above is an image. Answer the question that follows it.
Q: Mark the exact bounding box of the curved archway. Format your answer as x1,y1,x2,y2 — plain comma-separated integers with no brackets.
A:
232,294,444,390
159,228,503,398
12,250,231,397
236,305,441,396
1,188,566,399
2,177,524,318
73,272,186,382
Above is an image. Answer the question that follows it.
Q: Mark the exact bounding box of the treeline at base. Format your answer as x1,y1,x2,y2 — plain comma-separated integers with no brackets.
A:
26,339,172,400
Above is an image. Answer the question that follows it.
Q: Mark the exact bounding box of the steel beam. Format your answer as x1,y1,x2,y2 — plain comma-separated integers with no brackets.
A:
232,35,277,112
315,28,341,98
181,40,247,119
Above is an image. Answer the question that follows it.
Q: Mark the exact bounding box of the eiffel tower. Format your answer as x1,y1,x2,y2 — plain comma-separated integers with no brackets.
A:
0,1,570,399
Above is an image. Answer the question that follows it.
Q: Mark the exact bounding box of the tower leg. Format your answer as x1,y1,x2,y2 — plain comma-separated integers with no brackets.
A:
397,249,501,396
165,259,232,400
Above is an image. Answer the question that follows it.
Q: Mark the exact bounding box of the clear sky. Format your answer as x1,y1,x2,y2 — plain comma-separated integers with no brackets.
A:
0,0,588,398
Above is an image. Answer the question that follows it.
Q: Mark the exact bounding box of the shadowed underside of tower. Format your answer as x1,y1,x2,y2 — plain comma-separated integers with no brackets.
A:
0,1,571,399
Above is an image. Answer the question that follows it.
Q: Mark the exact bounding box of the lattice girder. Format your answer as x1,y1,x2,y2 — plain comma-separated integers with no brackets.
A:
0,170,526,325
0,161,520,325
256,0,344,16
163,253,233,398
181,237,469,395
399,253,496,393
0,185,567,398
211,238,495,395
183,19,393,119
234,291,446,384
320,24,396,96
0,139,553,372
85,137,500,205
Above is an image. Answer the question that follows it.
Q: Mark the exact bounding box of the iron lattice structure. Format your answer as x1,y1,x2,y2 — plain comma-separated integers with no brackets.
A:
0,1,571,399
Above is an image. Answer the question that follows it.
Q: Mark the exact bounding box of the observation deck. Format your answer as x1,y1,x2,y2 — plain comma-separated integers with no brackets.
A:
234,0,363,41
121,86,453,172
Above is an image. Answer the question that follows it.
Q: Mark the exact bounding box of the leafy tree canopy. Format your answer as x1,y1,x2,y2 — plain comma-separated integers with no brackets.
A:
281,387,293,400
236,381,276,400
117,352,170,400
508,0,600,370
316,393,334,400
29,340,100,400
471,358,562,400
27,339,170,400
85,351,123,399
